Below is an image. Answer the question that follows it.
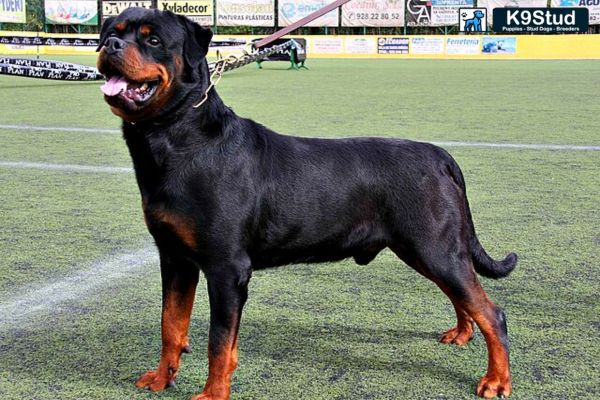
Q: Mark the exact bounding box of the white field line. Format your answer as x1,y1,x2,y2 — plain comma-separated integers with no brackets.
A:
430,140,600,151
0,161,132,174
0,246,158,330
1,123,599,151
0,124,120,134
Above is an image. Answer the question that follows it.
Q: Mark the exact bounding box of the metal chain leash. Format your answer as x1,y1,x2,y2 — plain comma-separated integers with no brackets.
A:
193,40,295,109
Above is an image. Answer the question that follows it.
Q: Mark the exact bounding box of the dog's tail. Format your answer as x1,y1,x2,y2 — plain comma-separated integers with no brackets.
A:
443,151,518,279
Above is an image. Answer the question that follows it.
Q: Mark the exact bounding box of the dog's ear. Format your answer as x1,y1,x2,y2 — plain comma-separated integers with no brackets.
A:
97,16,116,52
178,15,213,71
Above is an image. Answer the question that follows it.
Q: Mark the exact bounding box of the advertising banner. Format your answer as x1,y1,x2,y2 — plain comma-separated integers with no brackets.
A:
217,0,275,26
431,0,474,25
345,36,377,53
410,36,444,54
407,0,474,26
0,0,26,23
377,37,408,53
0,35,98,46
158,0,213,25
341,0,404,27
309,36,343,52
477,0,547,25
445,36,480,54
45,0,99,25
101,1,153,22
459,7,488,31
482,36,516,53
493,7,588,32
278,0,339,27
552,0,600,25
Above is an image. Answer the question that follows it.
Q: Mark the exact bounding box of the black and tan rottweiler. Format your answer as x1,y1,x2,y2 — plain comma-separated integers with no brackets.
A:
97,8,517,399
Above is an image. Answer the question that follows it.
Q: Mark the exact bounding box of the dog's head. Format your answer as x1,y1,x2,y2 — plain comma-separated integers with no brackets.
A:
96,8,212,122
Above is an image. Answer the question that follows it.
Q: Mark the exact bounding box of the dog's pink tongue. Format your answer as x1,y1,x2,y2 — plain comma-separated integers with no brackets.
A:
101,76,128,96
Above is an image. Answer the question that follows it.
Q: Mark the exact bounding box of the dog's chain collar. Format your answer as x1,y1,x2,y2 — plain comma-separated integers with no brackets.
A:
193,53,240,109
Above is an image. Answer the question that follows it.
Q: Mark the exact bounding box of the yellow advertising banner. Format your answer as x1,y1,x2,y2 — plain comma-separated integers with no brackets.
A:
158,0,213,25
3,32,600,60
0,0,26,23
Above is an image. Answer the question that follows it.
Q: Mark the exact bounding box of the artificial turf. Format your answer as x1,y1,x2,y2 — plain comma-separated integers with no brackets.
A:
0,57,598,399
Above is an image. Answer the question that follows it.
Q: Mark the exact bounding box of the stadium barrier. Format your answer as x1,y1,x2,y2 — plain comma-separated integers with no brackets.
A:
0,39,301,80
2,31,600,59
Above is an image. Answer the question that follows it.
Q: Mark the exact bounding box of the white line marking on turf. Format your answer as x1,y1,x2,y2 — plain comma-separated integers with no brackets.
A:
0,124,120,134
1,123,599,151
0,246,158,330
430,140,600,151
0,161,132,174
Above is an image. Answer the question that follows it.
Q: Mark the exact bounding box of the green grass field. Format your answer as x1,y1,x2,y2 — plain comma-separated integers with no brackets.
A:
0,57,599,400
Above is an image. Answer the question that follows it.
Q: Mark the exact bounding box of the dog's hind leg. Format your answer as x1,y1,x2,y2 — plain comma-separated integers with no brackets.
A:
391,241,510,398
439,302,474,346
390,246,473,346
418,254,511,398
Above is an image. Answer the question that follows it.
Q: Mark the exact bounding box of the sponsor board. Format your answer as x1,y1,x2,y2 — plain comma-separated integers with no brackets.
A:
445,37,480,54
341,0,405,27
158,0,213,25
278,0,339,27
0,0,26,23
216,0,274,27
482,36,516,53
101,1,152,21
4,33,600,60
551,0,600,25
410,36,444,54
377,37,408,54
459,7,488,31
9,36,98,46
1,36,43,45
45,0,99,25
345,37,377,53
493,7,588,32
309,36,344,53
431,0,474,26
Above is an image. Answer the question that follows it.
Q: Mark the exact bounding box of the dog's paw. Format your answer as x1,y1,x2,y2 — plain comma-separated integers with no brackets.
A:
190,393,227,400
476,374,512,399
190,386,230,400
439,324,473,345
135,370,175,392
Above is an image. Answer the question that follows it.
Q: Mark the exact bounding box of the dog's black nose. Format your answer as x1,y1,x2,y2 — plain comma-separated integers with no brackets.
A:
104,37,127,55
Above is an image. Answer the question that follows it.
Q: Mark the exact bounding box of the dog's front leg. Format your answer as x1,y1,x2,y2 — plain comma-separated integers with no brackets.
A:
136,253,199,391
193,263,251,400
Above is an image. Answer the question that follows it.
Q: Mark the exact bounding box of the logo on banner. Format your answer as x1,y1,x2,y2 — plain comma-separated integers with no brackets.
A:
281,0,328,18
407,0,431,25
459,7,488,31
493,7,589,32
482,36,516,53
159,0,213,24
102,1,153,20
377,37,409,54
0,0,26,23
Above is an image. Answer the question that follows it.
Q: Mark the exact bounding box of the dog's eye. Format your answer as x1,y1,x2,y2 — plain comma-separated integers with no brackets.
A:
148,36,161,46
